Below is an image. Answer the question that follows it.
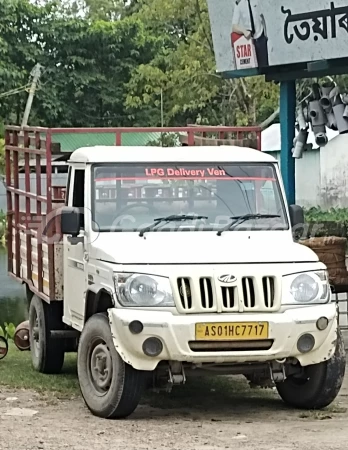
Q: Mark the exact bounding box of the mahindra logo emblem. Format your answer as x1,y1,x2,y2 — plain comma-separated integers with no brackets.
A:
218,274,237,284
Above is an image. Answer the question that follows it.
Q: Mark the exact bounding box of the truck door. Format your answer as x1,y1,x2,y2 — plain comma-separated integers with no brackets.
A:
63,167,87,330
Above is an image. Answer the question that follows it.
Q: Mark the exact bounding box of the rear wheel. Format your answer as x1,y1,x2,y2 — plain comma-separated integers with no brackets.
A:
276,330,346,409
29,295,65,374
77,313,146,419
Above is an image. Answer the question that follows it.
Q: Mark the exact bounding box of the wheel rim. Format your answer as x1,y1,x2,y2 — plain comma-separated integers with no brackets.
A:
32,311,40,358
286,365,315,387
88,339,113,395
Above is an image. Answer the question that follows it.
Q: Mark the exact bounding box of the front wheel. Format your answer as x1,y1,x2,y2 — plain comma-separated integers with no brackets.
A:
77,313,146,419
276,329,346,409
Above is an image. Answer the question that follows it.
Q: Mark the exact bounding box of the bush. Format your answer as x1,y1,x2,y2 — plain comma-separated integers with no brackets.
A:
146,132,181,147
303,207,348,240
0,322,16,341
304,207,348,223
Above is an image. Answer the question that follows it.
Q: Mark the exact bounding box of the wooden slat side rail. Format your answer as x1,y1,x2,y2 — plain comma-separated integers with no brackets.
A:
5,127,57,302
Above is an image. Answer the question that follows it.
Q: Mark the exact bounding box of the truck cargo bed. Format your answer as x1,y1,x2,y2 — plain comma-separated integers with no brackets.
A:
5,125,261,302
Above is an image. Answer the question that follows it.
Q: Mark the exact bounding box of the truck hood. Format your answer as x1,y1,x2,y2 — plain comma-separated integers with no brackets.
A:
90,231,318,265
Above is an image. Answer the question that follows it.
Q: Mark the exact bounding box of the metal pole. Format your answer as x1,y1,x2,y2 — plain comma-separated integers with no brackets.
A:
280,80,296,205
160,88,164,146
21,63,43,129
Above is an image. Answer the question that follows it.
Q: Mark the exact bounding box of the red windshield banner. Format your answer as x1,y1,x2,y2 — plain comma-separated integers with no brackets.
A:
145,167,227,178
95,166,275,182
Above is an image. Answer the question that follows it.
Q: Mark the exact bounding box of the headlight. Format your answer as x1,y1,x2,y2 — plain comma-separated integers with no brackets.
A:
114,273,175,307
283,270,330,305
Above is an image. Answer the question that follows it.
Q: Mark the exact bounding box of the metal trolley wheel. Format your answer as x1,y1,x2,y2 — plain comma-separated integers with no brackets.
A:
0,336,9,360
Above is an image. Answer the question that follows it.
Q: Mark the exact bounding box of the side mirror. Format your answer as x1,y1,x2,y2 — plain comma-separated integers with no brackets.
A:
289,205,305,240
289,204,304,227
61,207,81,237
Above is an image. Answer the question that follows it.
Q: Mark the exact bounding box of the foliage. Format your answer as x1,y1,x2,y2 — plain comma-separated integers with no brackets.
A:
0,0,163,128
0,322,16,341
0,0,282,129
4,0,348,131
0,0,47,124
303,207,348,239
125,0,280,127
146,132,181,147
57,0,140,20
77,0,123,19
304,207,348,223
35,16,163,127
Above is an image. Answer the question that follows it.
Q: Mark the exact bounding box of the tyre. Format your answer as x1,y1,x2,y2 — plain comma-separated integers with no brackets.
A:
0,336,9,360
77,313,146,419
29,295,65,374
276,329,346,409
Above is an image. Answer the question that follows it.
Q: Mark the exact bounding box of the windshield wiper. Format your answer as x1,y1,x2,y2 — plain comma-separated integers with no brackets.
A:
139,214,208,237
217,214,281,236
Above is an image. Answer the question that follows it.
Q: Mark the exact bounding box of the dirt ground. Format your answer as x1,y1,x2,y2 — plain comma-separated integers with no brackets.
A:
1,367,348,450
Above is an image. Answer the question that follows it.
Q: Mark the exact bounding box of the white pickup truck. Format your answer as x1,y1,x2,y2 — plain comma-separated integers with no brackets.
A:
7,138,346,419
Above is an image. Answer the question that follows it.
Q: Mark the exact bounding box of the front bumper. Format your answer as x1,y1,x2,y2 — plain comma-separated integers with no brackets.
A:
108,304,338,371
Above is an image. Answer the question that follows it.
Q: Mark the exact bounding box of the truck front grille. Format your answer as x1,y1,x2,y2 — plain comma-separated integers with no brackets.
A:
262,276,275,308
177,277,216,311
177,277,192,310
175,275,280,313
242,277,256,308
241,276,276,309
221,286,236,309
199,278,214,309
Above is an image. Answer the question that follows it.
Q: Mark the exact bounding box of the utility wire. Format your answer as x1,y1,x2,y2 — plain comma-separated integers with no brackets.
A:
0,84,31,99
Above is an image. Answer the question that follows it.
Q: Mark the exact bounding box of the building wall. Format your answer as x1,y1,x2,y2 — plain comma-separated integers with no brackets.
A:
265,134,348,209
319,134,348,209
266,148,321,208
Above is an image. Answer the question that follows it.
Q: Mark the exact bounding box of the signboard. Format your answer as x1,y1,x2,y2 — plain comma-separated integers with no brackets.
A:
207,0,348,73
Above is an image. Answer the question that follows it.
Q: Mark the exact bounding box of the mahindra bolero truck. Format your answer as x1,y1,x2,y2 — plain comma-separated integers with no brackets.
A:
8,143,346,419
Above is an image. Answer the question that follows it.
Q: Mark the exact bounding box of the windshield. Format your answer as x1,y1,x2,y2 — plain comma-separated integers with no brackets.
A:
92,163,288,232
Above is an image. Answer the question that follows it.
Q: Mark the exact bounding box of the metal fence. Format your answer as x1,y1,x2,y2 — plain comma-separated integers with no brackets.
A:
48,126,262,153
334,256,348,331
335,292,348,330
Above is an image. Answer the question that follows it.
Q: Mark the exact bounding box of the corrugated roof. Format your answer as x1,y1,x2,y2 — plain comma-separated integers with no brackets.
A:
51,132,163,152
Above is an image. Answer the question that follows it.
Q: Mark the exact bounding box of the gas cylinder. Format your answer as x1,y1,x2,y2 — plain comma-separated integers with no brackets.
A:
14,321,30,351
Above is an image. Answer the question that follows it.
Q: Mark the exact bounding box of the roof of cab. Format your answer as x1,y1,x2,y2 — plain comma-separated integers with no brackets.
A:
69,145,277,164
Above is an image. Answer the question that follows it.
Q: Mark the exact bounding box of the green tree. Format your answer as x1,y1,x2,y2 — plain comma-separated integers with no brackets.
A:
57,0,140,19
0,0,47,124
33,14,164,127
0,0,281,130
125,0,280,127
0,1,163,127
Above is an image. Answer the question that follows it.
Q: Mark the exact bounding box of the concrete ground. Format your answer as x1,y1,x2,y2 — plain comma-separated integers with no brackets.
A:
1,366,348,450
